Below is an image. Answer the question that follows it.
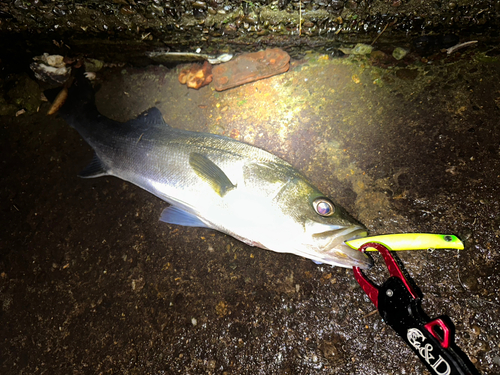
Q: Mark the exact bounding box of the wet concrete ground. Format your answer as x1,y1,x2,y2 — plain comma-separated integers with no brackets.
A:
1,50,500,374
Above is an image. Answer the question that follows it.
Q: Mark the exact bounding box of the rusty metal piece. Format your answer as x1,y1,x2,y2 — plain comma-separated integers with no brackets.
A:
212,48,290,91
178,61,213,89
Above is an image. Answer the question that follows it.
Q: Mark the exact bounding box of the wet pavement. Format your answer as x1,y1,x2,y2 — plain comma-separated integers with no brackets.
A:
1,50,500,374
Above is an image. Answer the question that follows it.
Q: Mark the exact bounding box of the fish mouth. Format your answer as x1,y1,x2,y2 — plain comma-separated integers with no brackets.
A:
311,225,373,269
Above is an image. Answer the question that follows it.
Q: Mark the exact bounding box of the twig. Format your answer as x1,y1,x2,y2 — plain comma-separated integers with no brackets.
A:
446,40,478,55
299,1,302,37
371,23,388,46
363,310,378,318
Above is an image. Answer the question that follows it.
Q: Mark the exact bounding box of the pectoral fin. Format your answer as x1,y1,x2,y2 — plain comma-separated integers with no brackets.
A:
189,153,236,197
160,206,210,228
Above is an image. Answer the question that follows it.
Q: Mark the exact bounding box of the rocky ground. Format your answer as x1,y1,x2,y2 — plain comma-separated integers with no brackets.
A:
1,46,500,374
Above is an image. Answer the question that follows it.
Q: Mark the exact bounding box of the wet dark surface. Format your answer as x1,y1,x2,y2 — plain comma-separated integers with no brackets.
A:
1,0,500,45
2,0,500,75
1,51,500,374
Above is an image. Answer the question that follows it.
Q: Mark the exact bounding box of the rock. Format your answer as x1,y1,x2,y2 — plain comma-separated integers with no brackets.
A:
7,75,42,113
392,47,408,60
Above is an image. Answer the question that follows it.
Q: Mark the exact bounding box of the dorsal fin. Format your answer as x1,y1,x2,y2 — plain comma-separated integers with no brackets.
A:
125,107,169,129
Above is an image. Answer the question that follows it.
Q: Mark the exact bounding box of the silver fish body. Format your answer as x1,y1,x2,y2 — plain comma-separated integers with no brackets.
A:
50,72,372,269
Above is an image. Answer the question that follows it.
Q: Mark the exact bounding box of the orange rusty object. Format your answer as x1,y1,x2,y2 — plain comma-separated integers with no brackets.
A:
212,48,290,91
178,61,213,89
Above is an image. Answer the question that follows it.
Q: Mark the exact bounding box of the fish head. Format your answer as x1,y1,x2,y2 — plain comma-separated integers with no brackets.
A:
276,177,372,269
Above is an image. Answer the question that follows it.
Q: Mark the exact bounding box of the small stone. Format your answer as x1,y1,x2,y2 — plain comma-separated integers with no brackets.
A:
339,43,373,55
7,75,43,112
353,43,373,55
392,47,408,60
192,1,207,9
471,325,481,335
461,274,479,292
84,58,104,72
46,54,65,67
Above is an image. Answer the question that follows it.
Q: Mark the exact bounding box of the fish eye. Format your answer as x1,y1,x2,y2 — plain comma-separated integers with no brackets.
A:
313,198,335,217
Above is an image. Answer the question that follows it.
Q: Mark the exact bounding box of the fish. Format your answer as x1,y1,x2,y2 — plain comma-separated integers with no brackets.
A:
46,70,373,269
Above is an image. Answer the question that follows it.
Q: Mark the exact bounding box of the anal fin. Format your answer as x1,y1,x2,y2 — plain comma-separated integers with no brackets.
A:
78,153,108,178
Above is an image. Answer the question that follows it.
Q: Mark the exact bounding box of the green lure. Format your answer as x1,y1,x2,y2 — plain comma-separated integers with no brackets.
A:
345,233,464,251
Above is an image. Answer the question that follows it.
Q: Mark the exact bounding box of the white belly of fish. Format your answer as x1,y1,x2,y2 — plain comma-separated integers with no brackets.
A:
149,173,301,253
